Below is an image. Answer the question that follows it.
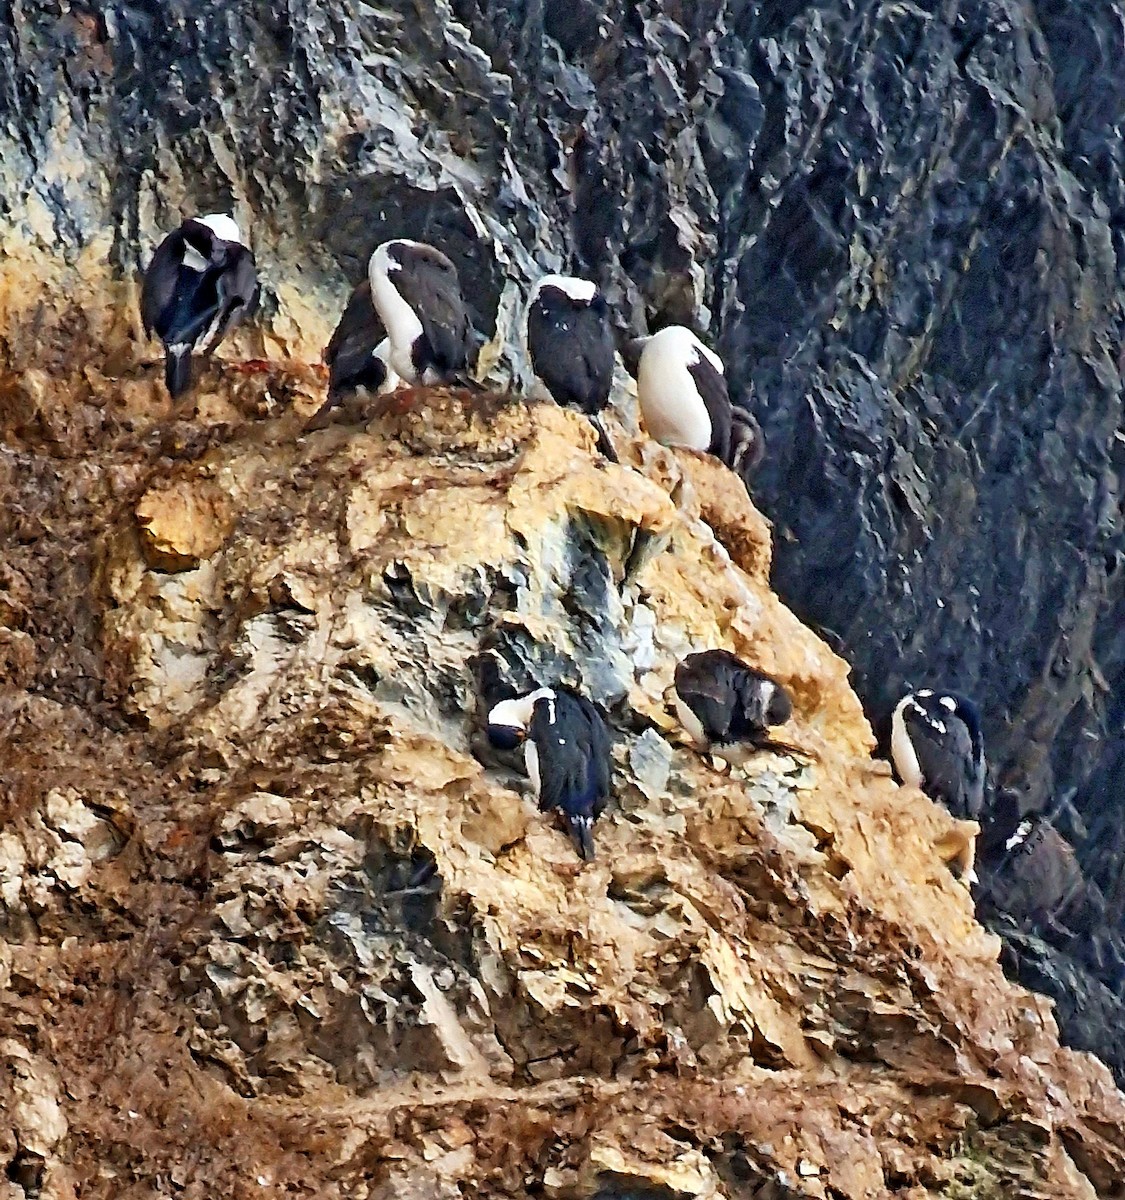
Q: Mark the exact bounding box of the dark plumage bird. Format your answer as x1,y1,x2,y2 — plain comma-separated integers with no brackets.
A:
525,274,618,461
890,689,986,821
625,326,762,475
306,279,400,430
141,213,259,399
978,795,1106,940
325,278,399,399
368,239,472,385
486,685,612,860
672,650,806,765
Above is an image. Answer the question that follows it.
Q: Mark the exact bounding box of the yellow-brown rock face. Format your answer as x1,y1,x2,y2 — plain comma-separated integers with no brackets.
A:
1,375,1124,1198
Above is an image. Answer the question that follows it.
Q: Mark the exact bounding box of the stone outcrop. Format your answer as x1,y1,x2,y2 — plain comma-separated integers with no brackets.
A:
2,374,1125,1195
4,0,1125,1188
3,0,1124,1073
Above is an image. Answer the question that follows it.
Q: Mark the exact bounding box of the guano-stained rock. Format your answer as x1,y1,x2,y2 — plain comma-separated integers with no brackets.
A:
1,377,1124,1196
4,0,1125,1188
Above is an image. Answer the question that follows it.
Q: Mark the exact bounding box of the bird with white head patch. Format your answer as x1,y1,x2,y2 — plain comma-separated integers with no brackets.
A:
625,325,762,476
524,274,619,461
141,213,259,399
671,650,808,766
486,684,612,861
890,689,986,822
368,239,472,385
977,792,1106,938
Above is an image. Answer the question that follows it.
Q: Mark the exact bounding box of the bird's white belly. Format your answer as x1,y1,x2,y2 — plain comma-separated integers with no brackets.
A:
639,366,712,450
524,740,542,803
673,691,709,748
370,271,424,381
372,338,402,395
890,708,923,788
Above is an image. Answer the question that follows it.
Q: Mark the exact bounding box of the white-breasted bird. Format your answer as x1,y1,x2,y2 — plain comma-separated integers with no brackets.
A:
890,689,986,821
486,685,612,860
368,239,472,385
626,325,762,475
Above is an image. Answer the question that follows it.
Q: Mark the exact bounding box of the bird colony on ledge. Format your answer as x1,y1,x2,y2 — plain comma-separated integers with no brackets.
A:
139,210,1046,898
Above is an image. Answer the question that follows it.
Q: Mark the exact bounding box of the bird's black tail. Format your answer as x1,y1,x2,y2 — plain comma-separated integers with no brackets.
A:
165,346,193,399
303,393,340,432
566,813,597,861
442,368,486,392
590,415,619,463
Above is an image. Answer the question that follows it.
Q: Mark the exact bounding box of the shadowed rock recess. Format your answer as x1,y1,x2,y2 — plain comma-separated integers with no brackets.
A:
3,0,1125,1195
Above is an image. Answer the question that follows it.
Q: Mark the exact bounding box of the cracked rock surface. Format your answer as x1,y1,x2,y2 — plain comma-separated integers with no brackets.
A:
1,375,1124,1196
4,0,1125,1190
3,0,1125,1072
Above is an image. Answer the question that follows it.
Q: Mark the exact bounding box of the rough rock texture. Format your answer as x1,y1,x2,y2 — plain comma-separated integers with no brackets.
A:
3,379,1125,1197
4,0,1125,1189
3,0,1124,1071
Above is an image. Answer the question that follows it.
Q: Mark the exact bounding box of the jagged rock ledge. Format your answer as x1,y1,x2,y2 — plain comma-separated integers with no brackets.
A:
1,371,1124,1197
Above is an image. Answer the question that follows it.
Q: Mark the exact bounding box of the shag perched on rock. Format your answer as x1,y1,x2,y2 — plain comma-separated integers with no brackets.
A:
306,279,400,430
624,326,762,475
141,212,259,399
326,279,398,398
368,239,473,385
672,649,807,765
486,685,612,860
891,689,986,822
525,274,619,461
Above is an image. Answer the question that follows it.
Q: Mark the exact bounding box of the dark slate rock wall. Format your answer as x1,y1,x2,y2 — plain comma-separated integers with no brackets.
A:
2,0,1124,1078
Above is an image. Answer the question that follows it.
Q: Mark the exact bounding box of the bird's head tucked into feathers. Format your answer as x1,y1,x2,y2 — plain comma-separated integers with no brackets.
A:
485,687,556,750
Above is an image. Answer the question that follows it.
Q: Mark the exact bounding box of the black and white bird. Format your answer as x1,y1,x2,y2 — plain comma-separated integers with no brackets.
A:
671,650,806,765
626,326,762,475
979,794,1106,940
307,279,401,429
368,239,472,385
486,685,612,861
890,689,986,822
525,274,618,461
141,213,259,399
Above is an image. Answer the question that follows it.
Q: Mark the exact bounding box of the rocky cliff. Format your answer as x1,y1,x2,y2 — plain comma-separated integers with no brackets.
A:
4,0,1125,1194
2,372,1124,1196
